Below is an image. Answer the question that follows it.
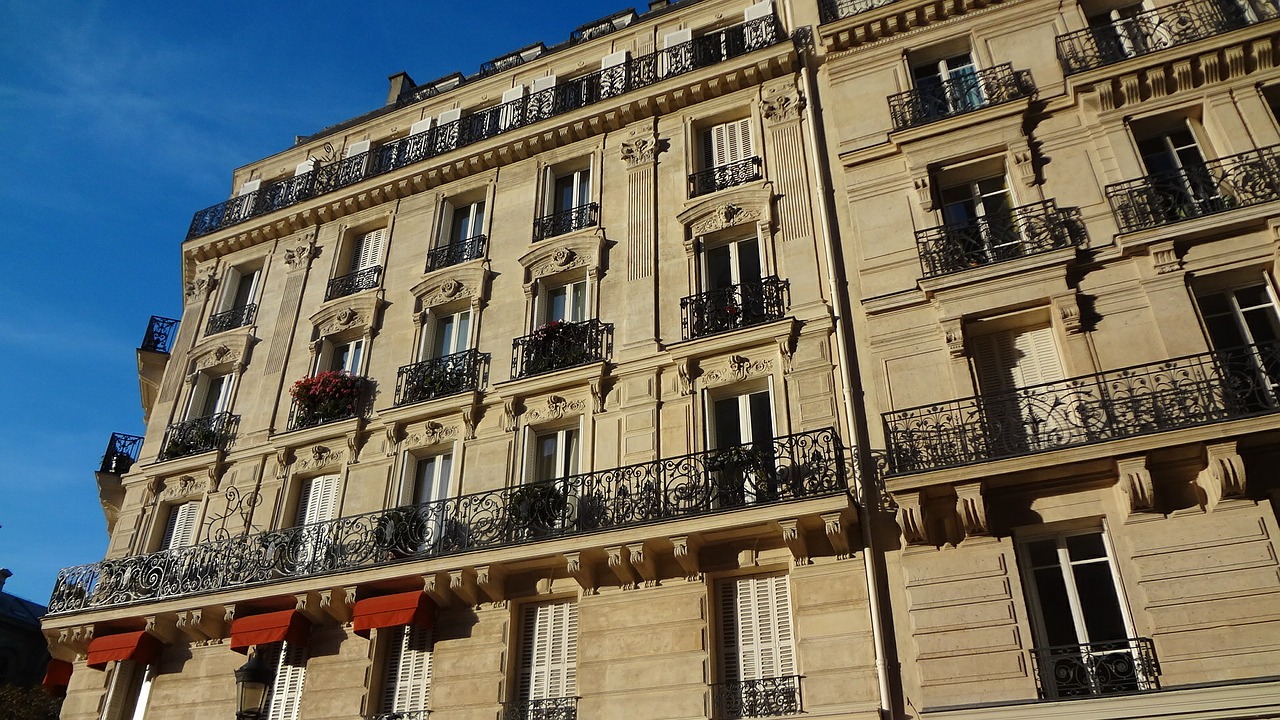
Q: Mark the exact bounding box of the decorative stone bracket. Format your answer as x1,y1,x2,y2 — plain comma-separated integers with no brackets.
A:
1197,440,1247,512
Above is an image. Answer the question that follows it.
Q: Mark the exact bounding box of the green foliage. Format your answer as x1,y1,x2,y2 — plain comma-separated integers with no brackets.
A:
0,685,62,720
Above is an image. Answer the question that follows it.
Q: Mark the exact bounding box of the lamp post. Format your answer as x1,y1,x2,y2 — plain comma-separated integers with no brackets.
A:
234,649,274,720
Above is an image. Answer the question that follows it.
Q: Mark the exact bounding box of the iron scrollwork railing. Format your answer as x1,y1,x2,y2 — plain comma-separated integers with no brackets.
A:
139,316,178,353
325,266,383,301
205,303,257,336
533,203,600,241
47,428,844,613
286,376,370,431
1056,0,1274,75
1105,145,1280,233
690,157,763,197
888,64,1036,131
916,201,1083,278
884,341,1280,474
99,433,143,474
819,0,899,22
425,235,487,273
713,676,803,719
395,350,488,406
185,17,784,241
1031,638,1160,699
158,412,238,461
504,698,578,720
681,276,790,340
512,319,613,378
366,711,429,720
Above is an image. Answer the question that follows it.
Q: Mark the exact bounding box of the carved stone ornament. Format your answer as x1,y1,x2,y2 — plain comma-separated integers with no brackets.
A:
309,292,380,338
519,233,603,284
189,332,253,373
184,263,219,303
690,203,762,236
282,233,319,270
1115,455,1155,516
762,86,805,124
1152,244,1183,274
526,394,587,423
157,475,211,503
700,355,774,390
620,134,661,167
407,421,460,448
913,174,934,214
294,445,344,472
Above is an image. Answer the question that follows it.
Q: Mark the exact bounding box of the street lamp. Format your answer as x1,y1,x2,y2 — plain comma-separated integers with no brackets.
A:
234,649,274,720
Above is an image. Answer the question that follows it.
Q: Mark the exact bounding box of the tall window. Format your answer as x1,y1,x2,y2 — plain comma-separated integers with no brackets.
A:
100,661,154,720
1196,281,1280,406
188,373,231,420
158,501,199,551
550,168,591,216
1086,3,1151,60
426,310,471,360
516,600,578,707
209,266,260,334
349,229,385,275
708,389,775,506
294,475,338,569
543,280,588,324
702,119,755,171
532,427,579,483
703,237,762,294
443,201,486,246
939,173,1016,263
716,574,798,718
322,338,365,375
261,642,308,720
413,454,453,506
913,51,982,112
711,389,774,450
378,625,433,716
971,324,1067,452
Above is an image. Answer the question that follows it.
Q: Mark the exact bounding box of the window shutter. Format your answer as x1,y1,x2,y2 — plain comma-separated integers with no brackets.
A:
972,331,1018,394
266,641,308,720
744,0,773,20
296,475,338,526
531,75,558,93
409,118,434,137
237,179,261,197
351,229,384,272
161,501,199,550
381,625,433,712
720,575,796,683
519,600,577,701
437,108,462,125
1013,326,1066,388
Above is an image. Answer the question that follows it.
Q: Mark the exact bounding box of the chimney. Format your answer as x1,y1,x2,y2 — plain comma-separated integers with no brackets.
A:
387,72,416,106
649,0,669,9
0,569,11,592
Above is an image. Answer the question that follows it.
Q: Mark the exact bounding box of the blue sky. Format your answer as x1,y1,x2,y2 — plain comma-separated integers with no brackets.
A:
0,0,629,605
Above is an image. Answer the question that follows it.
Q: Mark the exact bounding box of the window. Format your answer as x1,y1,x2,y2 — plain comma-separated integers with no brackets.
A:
1134,121,1218,214
1085,2,1153,60
550,168,591,216
693,118,760,196
425,310,471,360
378,625,433,716
939,172,1017,264
260,642,308,720
100,660,154,720
912,51,983,113
349,229,384,275
328,228,385,299
515,600,578,709
709,388,775,506
532,427,580,483
294,474,338,569
322,338,365,375
711,390,774,450
971,324,1067,451
543,280,588,324
535,165,596,240
158,501,199,551
443,200,486,245
409,452,454,551
716,574,799,719
188,373,231,420
208,266,260,334
703,236,763,292
1196,280,1280,406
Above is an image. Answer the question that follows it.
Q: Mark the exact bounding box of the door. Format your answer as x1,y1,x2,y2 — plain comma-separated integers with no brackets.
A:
913,52,982,115
517,601,578,705
717,574,798,718
412,453,454,551
710,390,776,504
1197,282,1280,409
972,326,1068,453
292,475,338,570
939,175,1016,265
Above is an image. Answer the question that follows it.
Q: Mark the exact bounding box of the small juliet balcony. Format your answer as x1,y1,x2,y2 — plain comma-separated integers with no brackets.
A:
395,350,489,406
884,341,1280,475
286,372,370,432
425,234,487,273
367,712,428,720
533,203,599,241
98,433,142,475
205,304,257,336
889,64,1035,131
512,319,612,379
325,266,382,301
139,316,178,354
690,157,762,197
916,200,1083,279
1106,145,1280,233
504,698,578,720
819,0,898,22
1030,638,1160,699
681,276,789,340
1056,0,1275,76
713,676,803,719
158,412,238,461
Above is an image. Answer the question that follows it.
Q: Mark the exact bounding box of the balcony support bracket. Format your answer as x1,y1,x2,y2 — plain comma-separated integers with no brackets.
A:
1198,440,1247,512
822,511,853,560
779,519,811,565
671,534,704,581
565,551,599,595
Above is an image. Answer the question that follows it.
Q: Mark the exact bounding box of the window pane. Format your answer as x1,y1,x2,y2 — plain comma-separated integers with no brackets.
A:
1032,567,1080,647
1073,562,1129,642
536,434,558,482
747,391,774,444
1027,538,1059,568
1066,533,1107,561
737,238,762,283
561,429,579,477
713,396,743,448
705,244,735,290
548,286,568,322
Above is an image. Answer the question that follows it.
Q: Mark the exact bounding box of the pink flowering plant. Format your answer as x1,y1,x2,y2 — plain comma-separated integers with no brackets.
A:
290,370,364,426
530,319,567,342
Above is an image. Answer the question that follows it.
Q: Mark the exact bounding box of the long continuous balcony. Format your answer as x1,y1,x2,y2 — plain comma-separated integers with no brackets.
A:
916,201,1083,279
884,341,1280,475
888,64,1035,131
504,698,578,720
689,157,762,197
205,304,257,336
185,17,784,241
1106,145,1280,233
1031,638,1160,699
1056,0,1276,75
533,203,599,241
713,676,803,719
158,412,238,461
395,350,488,406
681,276,789,340
818,0,898,22
99,433,143,475
425,235,487,273
325,266,382,301
512,319,612,379
47,428,845,613
139,316,178,353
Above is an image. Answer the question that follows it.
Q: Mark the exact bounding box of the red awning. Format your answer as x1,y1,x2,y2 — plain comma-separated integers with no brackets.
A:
42,659,72,694
86,631,164,670
352,591,434,638
229,610,311,654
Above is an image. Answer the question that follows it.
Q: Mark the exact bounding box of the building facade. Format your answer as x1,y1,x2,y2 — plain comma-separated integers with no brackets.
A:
39,0,1280,718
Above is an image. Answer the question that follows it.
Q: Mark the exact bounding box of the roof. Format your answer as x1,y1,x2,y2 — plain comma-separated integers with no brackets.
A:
0,590,46,629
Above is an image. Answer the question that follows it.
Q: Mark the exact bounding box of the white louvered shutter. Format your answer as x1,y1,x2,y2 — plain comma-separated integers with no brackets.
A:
266,641,308,720
296,475,338,526
349,229,385,273
973,326,1065,394
703,119,754,169
160,501,199,550
381,624,433,713
519,600,578,701
719,575,796,683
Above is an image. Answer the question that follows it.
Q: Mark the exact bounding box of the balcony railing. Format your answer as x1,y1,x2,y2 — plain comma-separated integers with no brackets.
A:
99,433,143,474
47,428,844,613
512,319,612,379
819,0,899,22
713,676,803,719
533,203,599,241
139,316,178,353
1106,145,1280,233
425,235,487,273
158,412,238,461
1056,0,1275,75
185,17,784,241
395,350,488,406
367,711,429,720
681,276,790,340
205,304,257,336
325,266,382,301
916,201,1083,278
504,698,578,720
884,341,1280,474
690,157,762,197
1031,638,1160,699
287,376,369,431
888,64,1035,131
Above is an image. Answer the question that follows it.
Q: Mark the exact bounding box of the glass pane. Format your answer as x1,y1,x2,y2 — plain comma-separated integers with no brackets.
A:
1233,285,1270,309
1243,307,1280,344
570,281,587,323
455,311,472,351
548,287,568,322
200,375,226,417
1026,538,1059,568
562,429,579,476
1197,293,1231,317
705,245,735,290
737,238,762,283
233,272,257,307
1066,533,1107,561
1073,562,1128,642
577,169,591,206
554,175,576,213
536,434,558,482
1204,313,1247,350
1032,566,1080,647
414,457,441,505
713,396,743,448
747,391,774,443
433,316,455,358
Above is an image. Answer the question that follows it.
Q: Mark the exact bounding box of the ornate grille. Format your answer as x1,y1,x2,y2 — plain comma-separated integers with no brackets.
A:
325,266,383,301
713,676,803,719
48,428,844,613
888,64,1035,131
503,698,577,720
1105,145,1280,233
158,412,238,461
1031,638,1160,699
689,157,762,197
681,276,789,339
205,304,257,336
512,319,612,378
533,203,599,241
818,0,899,21
395,350,488,406
425,235,487,272
99,433,143,474
140,316,178,353
1056,0,1272,75
915,201,1083,278
185,16,783,240
286,376,369,431
884,341,1280,475
367,711,429,720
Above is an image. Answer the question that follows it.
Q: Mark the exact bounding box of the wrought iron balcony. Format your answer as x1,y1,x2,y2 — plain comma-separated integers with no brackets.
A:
681,276,790,340
713,676,803,719
286,376,369,432
884,341,1280,474
185,16,784,241
819,0,899,22
916,201,1083,278
533,203,599,241
367,711,429,720
512,319,612,379
889,64,1035,131
425,235,487,273
139,316,178,353
158,412,238,461
395,350,488,406
1056,0,1274,75
99,433,142,474
1106,145,1280,233
1031,638,1160,699
47,428,844,613
325,266,382,301
504,698,577,720
690,157,763,197
205,304,257,336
